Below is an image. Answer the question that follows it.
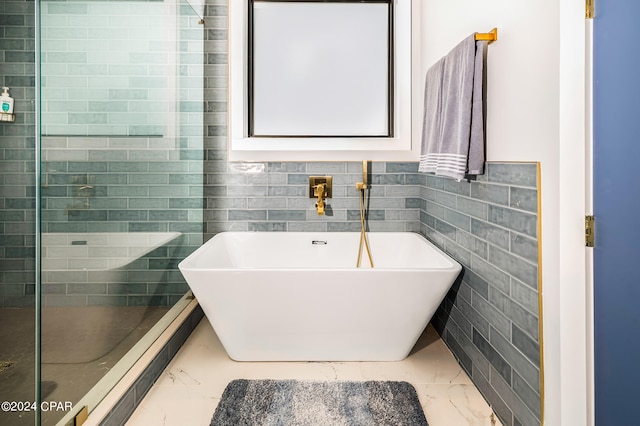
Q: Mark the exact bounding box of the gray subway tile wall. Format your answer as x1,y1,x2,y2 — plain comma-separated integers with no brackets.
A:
201,157,540,425
422,164,541,426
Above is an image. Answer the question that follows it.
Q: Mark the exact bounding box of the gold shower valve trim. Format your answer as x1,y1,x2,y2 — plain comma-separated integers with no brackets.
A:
308,176,332,198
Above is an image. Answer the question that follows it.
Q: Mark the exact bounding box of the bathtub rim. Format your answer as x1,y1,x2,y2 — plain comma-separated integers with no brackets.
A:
179,231,462,273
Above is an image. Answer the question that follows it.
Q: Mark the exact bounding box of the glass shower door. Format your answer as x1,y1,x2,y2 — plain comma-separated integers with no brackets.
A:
38,0,204,424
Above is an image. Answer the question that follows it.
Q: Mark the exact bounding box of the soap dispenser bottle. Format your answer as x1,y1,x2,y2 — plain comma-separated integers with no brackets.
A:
0,87,14,121
0,87,15,122
1,87,15,115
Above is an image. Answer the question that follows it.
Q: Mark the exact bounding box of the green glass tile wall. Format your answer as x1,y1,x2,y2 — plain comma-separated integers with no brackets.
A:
39,1,204,307
0,0,37,309
0,1,37,424
39,1,168,136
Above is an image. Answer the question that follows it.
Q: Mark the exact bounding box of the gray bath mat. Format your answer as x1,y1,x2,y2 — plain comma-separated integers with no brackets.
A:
211,379,428,425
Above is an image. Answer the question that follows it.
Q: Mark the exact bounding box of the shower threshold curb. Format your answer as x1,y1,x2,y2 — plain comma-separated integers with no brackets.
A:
80,297,203,426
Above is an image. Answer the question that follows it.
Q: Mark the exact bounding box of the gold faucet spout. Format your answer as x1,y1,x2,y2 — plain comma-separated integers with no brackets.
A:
314,183,326,215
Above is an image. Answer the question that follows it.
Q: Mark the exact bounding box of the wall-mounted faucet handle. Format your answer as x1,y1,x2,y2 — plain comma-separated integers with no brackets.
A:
313,183,326,215
309,177,331,216
313,183,326,197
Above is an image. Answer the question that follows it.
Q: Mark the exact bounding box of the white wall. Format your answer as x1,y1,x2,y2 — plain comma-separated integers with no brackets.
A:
420,1,588,424
420,1,560,162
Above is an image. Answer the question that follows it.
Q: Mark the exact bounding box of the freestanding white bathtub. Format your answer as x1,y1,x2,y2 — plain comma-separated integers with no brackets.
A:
179,232,462,361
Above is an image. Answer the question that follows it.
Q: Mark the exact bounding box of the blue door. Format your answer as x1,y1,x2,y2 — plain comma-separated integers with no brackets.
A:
593,1,640,424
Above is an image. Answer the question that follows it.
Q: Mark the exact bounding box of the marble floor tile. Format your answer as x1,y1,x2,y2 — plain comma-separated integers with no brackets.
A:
128,319,501,426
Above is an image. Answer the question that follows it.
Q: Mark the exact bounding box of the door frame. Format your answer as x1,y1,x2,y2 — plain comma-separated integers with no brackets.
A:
556,0,592,425
585,17,595,426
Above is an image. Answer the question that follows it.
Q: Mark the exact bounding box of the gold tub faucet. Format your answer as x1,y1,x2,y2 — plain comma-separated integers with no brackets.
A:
314,183,326,215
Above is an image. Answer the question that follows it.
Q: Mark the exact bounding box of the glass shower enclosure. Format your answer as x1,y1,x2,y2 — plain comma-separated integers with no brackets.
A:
0,0,204,424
